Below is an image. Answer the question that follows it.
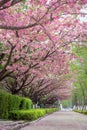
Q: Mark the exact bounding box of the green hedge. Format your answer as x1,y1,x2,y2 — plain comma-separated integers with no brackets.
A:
20,98,33,110
0,91,9,119
8,94,22,111
9,108,58,120
0,90,33,119
45,108,58,114
74,110,87,114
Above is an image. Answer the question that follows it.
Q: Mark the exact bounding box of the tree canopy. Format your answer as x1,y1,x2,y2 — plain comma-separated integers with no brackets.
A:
0,0,87,104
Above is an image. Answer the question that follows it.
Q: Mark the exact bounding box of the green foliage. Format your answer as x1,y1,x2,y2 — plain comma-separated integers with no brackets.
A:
9,109,45,120
72,45,87,58
74,110,87,115
62,100,72,108
0,64,4,69
8,94,22,111
9,108,58,120
0,90,33,119
0,42,3,51
0,91,9,119
71,44,87,107
45,108,58,114
0,91,58,120
20,98,33,110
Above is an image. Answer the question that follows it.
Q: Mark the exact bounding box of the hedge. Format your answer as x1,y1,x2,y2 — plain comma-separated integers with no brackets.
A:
8,94,22,111
74,110,87,114
20,98,33,110
9,108,58,120
0,91,9,119
45,108,57,114
0,90,33,119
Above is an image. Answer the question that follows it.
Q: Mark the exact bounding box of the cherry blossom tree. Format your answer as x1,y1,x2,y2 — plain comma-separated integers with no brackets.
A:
0,0,87,102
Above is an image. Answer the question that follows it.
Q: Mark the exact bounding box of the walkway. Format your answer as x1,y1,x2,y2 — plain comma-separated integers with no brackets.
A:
20,111,87,130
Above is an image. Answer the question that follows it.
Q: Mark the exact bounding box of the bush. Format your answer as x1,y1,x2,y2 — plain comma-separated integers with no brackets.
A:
0,90,33,119
9,109,45,120
8,94,22,111
73,110,87,114
45,108,58,114
20,98,33,110
0,91,9,119
9,108,58,120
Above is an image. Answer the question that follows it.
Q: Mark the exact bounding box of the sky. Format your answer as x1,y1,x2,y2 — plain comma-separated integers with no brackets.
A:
80,8,87,22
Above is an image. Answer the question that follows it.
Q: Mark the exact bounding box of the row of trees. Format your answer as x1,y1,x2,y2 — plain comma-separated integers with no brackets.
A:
71,44,87,110
0,0,87,105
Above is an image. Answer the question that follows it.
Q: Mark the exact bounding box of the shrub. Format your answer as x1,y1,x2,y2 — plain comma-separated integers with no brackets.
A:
8,94,22,111
9,108,58,120
9,109,45,120
45,108,58,114
73,110,87,114
20,98,33,110
83,111,87,114
0,90,58,120
0,90,33,119
0,91,9,119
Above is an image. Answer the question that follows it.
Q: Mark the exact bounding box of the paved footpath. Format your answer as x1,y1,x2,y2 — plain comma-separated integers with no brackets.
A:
20,111,87,130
